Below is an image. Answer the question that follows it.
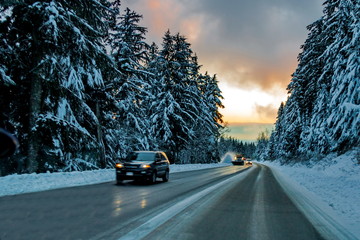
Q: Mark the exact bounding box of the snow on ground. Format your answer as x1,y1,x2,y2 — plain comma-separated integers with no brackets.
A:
262,148,360,238
0,163,231,197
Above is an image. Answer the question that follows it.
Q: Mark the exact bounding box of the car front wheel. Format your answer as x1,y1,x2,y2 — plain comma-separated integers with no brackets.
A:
149,171,157,184
162,170,169,182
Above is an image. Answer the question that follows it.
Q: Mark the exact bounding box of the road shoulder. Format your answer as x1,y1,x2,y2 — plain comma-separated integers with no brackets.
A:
268,164,359,240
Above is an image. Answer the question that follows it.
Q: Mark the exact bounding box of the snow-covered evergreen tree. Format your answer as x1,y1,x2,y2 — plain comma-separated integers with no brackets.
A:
108,6,152,155
1,1,226,174
145,31,225,163
0,6,16,128
302,0,360,155
261,0,359,161
198,72,224,132
324,0,360,152
184,72,224,163
1,0,115,173
266,102,284,160
148,31,198,161
254,130,270,160
0,8,18,175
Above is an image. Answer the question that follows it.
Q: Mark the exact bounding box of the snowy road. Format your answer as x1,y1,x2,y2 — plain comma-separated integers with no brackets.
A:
140,164,325,240
0,164,351,240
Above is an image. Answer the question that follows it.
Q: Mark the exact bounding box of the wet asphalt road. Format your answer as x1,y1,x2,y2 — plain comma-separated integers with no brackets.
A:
144,164,325,240
0,164,326,240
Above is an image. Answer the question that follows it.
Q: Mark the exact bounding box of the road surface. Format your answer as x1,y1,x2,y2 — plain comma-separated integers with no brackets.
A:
0,164,330,240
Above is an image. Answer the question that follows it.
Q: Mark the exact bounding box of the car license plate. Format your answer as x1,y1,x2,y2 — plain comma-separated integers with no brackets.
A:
126,172,134,176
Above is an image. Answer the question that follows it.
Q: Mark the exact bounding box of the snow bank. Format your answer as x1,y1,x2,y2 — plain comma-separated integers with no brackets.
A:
262,148,360,238
0,163,231,197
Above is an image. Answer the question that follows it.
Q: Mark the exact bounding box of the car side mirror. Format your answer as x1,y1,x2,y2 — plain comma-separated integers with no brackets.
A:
0,128,19,158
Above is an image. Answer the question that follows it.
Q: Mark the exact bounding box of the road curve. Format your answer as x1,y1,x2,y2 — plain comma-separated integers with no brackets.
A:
0,164,331,240
144,164,325,240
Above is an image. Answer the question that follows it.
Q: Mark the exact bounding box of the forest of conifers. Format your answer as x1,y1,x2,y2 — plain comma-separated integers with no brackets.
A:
255,0,359,163
0,0,233,175
1,0,358,176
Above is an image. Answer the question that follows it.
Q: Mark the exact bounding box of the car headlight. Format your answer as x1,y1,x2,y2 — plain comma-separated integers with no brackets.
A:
115,163,124,168
141,164,151,168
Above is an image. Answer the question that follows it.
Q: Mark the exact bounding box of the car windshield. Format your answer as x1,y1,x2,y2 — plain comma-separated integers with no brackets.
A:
127,152,155,162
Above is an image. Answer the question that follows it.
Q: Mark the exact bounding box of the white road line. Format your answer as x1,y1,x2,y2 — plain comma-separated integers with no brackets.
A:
249,166,270,240
118,167,254,240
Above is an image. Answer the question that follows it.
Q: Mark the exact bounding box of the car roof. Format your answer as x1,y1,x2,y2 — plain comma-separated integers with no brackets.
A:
133,151,162,154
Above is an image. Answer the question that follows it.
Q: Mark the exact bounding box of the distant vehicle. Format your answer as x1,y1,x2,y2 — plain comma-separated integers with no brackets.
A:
115,151,170,184
245,160,253,166
232,154,245,166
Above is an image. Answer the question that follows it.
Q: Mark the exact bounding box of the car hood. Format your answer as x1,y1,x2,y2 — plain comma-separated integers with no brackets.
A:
124,161,153,165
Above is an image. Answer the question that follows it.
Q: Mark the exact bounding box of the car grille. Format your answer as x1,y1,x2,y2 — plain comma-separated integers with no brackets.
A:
125,165,139,169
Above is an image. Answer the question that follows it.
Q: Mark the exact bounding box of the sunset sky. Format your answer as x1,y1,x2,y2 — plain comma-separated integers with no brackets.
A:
123,0,324,141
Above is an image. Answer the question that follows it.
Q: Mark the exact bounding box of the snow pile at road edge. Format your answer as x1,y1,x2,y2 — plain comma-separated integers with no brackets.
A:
0,163,231,197
262,149,360,239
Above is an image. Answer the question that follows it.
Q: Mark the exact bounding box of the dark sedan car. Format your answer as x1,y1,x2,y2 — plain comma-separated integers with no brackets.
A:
115,151,170,184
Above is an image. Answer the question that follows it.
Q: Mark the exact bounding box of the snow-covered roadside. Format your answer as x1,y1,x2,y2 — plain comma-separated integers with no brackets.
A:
0,163,231,197
262,148,360,238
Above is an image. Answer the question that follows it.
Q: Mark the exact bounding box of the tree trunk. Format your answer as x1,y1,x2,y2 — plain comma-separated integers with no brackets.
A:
27,75,42,173
96,101,106,168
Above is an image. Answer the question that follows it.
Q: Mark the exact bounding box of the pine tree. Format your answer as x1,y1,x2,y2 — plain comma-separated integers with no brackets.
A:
1,0,228,173
147,31,196,161
2,0,115,173
146,31,225,163
189,72,224,163
261,0,359,161
325,0,360,152
0,6,16,128
254,130,270,161
0,9,18,175
303,0,359,154
108,6,152,154
266,102,284,160
198,73,224,130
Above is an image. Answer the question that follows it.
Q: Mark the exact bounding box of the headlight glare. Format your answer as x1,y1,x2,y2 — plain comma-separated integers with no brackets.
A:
115,163,124,168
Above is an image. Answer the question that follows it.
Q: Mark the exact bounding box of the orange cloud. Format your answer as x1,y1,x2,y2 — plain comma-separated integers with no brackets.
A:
122,0,321,125
147,0,161,9
180,16,203,42
128,0,184,41
198,51,297,93
125,0,206,45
